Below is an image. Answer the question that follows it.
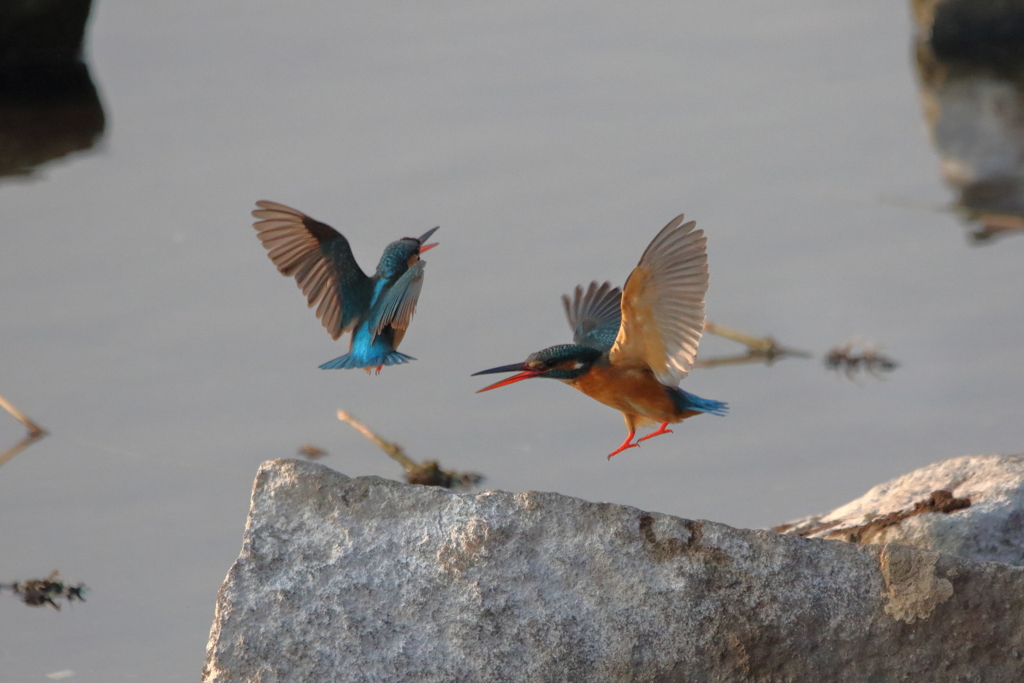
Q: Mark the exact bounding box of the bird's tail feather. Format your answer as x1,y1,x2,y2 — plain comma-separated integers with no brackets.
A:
319,350,415,370
672,388,729,416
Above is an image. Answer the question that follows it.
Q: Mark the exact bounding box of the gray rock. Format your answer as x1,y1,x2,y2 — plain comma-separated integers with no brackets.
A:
777,453,1024,566
203,459,1024,682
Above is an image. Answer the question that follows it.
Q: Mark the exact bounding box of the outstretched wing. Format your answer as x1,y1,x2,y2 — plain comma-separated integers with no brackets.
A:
562,281,622,352
609,214,708,386
368,259,426,348
252,200,371,340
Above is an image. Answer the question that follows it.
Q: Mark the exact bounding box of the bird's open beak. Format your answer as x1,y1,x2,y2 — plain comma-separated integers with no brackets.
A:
418,226,440,252
472,362,541,393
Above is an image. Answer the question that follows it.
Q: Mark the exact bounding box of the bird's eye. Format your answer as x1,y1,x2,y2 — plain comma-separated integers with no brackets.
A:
572,361,584,370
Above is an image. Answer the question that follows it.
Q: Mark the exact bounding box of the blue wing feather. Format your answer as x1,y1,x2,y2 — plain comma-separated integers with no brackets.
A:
562,281,622,352
368,260,427,337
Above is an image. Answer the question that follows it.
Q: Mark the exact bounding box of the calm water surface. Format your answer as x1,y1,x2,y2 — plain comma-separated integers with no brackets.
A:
2,1,1022,680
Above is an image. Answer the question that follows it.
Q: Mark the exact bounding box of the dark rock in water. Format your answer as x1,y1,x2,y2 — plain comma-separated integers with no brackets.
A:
0,0,103,178
910,1,1024,241
203,459,1024,682
0,61,105,177
0,0,95,66
928,0,1024,66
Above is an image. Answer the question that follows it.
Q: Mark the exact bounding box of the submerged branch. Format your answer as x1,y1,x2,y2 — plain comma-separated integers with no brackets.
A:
824,341,899,379
1,571,86,610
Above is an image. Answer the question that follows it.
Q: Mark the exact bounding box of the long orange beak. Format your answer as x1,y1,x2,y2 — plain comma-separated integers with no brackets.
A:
472,363,541,393
419,242,438,253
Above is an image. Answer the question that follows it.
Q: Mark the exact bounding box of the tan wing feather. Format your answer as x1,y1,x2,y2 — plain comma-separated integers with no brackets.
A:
609,214,709,386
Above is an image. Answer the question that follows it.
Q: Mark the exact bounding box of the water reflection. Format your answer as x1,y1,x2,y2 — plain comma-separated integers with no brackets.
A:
912,0,1024,242
0,0,104,178
0,393,47,468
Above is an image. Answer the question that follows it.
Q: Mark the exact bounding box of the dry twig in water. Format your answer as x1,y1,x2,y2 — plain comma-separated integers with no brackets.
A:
337,410,482,490
696,321,811,369
297,444,328,460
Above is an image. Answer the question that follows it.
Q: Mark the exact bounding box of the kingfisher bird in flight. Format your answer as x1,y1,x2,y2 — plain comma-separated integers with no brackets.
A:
473,214,727,458
252,201,438,373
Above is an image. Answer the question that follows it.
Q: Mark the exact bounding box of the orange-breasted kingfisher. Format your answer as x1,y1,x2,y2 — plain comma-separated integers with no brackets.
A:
252,201,438,373
473,214,727,458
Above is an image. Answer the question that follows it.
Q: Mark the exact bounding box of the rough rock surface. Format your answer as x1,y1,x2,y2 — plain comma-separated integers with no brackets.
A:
203,459,1024,682
777,453,1024,566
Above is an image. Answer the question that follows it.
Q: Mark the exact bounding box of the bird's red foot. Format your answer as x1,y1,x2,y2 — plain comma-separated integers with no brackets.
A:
364,365,384,375
637,422,674,443
607,431,639,459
